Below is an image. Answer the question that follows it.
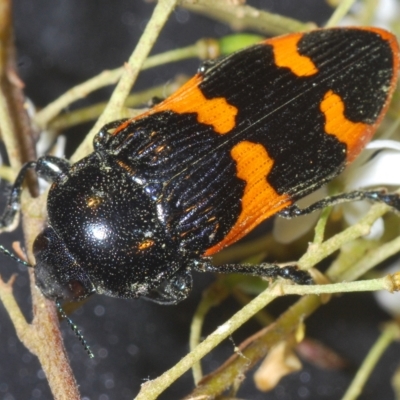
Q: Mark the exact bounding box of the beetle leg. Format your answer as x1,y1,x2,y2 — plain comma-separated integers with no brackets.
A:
0,161,36,228
0,156,70,229
195,261,313,285
143,269,193,305
278,189,400,218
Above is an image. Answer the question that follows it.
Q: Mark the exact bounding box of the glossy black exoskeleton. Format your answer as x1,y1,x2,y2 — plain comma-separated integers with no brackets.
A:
0,121,311,305
3,119,400,305
30,122,199,304
2,27,400,305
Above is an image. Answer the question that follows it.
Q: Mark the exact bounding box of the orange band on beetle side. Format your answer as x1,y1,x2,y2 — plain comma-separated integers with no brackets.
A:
204,141,291,256
269,33,318,77
112,75,238,136
320,90,370,163
149,75,238,135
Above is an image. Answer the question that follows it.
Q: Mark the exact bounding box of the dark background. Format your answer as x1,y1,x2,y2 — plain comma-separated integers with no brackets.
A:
0,1,399,399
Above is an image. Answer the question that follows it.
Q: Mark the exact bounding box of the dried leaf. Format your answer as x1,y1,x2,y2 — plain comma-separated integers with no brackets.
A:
254,341,302,392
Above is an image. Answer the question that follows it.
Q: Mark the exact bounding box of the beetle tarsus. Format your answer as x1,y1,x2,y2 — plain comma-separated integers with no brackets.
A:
196,261,313,285
279,190,400,219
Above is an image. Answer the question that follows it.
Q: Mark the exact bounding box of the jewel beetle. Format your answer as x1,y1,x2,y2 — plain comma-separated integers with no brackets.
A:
1,26,400,305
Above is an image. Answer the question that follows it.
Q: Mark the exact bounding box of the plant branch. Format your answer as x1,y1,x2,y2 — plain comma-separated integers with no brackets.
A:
325,0,358,27
34,40,206,130
178,0,315,35
0,0,37,193
0,0,81,397
341,322,400,400
175,201,399,398
47,77,188,131
71,0,178,163
137,272,400,399
0,269,80,399
298,202,390,270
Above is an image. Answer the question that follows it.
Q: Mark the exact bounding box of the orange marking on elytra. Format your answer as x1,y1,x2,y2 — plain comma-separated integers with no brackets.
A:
320,90,370,162
156,75,238,134
204,141,291,256
139,74,238,135
269,33,318,77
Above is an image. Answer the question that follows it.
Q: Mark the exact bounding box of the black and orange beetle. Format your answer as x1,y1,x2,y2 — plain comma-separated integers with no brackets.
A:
1,27,400,305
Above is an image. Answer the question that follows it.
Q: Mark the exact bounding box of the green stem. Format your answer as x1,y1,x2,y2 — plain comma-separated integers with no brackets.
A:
47,78,187,131
189,282,230,384
34,44,198,130
179,0,314,35
299,202,389,269
71,0,178,163
325,0,358,27
136,274,399,399
341,322,400,400
137,284,278,400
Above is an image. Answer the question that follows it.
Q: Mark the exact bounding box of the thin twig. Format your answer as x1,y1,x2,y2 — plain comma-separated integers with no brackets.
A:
137,283,279,400
71,0,179,163
178,0,315,35
341,322,400,400
186,295,320,398
156,199,399,398
325,0,358,27
34,42,201,130
0,0,37,195
333,235,400,282
47,77,187,131
0,271,81,400
189,281,230,384
0,0,36,174
298,202,390,270
137,274,400,399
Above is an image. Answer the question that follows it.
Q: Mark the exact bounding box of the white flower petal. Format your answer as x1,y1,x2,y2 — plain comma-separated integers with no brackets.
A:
374,0,400,27
344,150,400,190
366,140,400,151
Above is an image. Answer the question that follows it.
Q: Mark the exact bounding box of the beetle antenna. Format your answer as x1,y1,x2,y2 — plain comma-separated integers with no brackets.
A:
56,300,94,358
0,244,32,268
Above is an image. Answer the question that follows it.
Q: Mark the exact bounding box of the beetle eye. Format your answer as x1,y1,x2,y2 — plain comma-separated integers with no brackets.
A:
33,227,95,301
32,230,50,255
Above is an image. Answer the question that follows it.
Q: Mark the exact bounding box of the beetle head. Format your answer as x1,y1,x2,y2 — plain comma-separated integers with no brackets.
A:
33,226,96,301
